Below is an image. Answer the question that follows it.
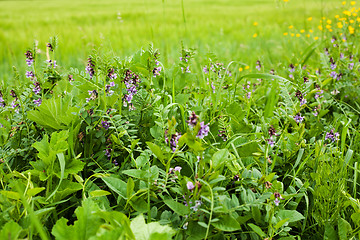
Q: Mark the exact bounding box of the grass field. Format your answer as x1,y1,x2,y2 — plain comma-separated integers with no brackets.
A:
1,0,340,82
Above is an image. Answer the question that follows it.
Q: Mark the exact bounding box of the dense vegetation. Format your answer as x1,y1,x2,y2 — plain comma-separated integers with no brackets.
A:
1,0,360,239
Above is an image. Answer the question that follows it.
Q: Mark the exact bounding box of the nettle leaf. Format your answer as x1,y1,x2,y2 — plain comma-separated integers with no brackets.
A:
52,199,102,240
130,214,175,240
28,96,80,130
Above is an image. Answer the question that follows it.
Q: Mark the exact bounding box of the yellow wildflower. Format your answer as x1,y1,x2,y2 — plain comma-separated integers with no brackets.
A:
307,17,313,21
351,1,356,6
309,29,313,33
318,25,323,30
239,67,243,72
314,37,319,40
283,32,289,36
253,22,258,26
253,33,258,38
296,33,300,37
342,1,347,5
300,29,305,33
245,66,250,70
327,19,332,24
289,25,294,29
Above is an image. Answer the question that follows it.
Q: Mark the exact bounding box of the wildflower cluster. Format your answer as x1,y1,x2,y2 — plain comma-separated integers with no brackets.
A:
123,70,141,110
85,58,95,79
325,129,340,142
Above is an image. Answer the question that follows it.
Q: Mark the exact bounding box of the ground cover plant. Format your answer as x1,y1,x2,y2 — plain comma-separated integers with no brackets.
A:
1,0,360,239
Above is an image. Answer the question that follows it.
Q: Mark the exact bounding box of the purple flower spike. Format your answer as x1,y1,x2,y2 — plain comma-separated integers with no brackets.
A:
197,122,210,139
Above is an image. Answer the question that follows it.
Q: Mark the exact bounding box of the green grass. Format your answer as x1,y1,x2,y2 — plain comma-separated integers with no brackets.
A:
0,0,340,82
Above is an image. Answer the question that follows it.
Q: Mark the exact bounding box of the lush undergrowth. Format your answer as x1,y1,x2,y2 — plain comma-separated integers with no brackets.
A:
1,1,360,240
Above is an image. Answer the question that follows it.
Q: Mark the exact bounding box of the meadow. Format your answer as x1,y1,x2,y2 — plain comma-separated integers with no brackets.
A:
1,0,360,239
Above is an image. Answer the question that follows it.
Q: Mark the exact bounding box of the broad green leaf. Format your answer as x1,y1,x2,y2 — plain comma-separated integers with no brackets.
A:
127,178,135,199
338,217,352,240
27,187,45,197
247,223,266,238
212,215,241,231
146,142,165,163
164,198,190,216
277,210,304,223
28,96,80,130
90,190,111,198
102,176,127,199
0,221,23,240
130,214,175,240
212,149,229,170
0,190,20,200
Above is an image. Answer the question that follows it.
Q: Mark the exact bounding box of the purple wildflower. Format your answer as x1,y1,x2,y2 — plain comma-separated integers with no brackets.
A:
274,192,284,206
203,66,209,74
107,68,117,80
331,36,336,43
211,82,215,93
340,53,345,59
324,48,329,56
330,71,337,79
196,122,210,139
0,96,5,107
256,60,261,71
289,64,295,73
246,92,252,99
187,181,195,191
25,50,34,66
325,129,339,142
26,59,34,67
187,112,198,127
300,98,307,106
101,120,110,130
86,90,98,102
294,113,304,124
349,62,354,70
330,57,336,70
85,58,95,79
153,66,162,77
266,137,275,147
26,71,35,79
33,82,41,95
190,200,202,211
33,98,42,106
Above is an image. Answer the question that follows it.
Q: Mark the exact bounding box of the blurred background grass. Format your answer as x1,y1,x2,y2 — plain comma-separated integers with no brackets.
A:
0,0,341,82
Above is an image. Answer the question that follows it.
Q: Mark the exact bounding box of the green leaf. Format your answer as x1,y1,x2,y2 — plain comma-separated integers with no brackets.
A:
102,176,127,199
338,217,352,240
0,190,20,200
27,187,45,197
274,218,289,230
277,210,304,223
247,223,266,238
212,215,241,231
164,198,190,216
0,221,22,240
90,190,111,198
127,178,135,199
146,142,165,164
130,214,175,240
212,149,229,170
